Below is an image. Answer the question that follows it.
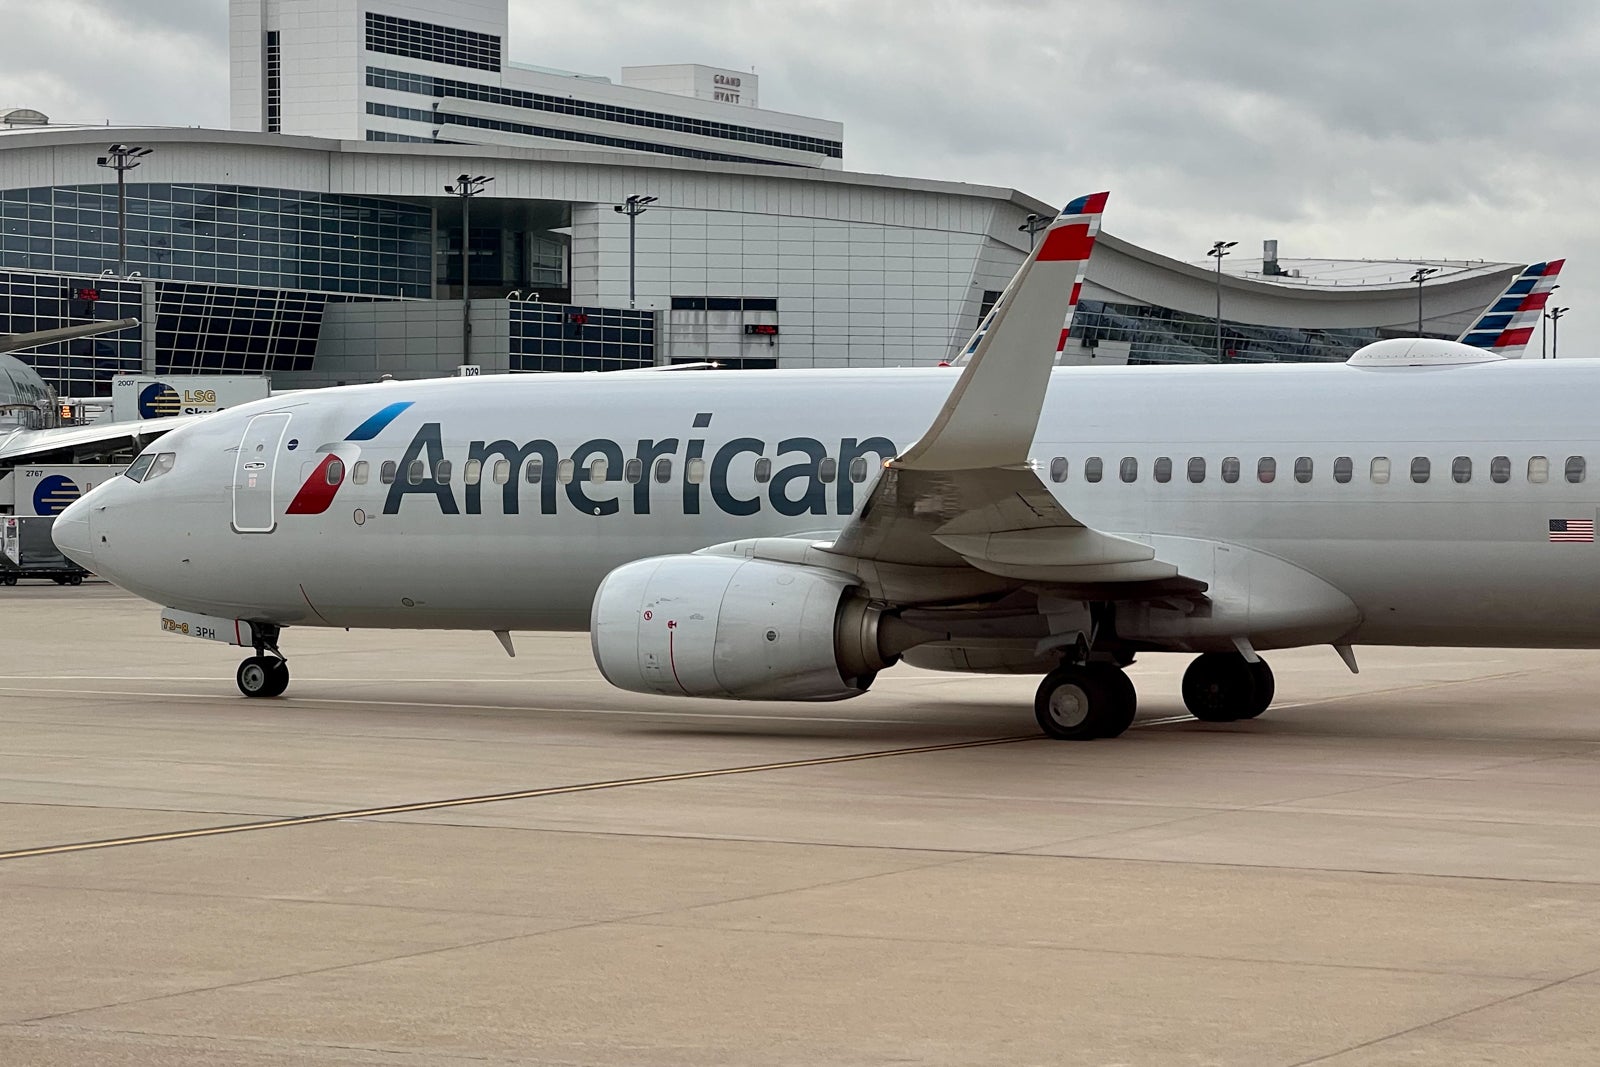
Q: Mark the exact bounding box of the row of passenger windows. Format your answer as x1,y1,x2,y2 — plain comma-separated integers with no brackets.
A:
331,455,878,488
1044,455,1589,486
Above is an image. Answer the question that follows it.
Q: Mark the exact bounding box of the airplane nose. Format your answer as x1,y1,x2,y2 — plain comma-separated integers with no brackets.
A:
52,497,94,568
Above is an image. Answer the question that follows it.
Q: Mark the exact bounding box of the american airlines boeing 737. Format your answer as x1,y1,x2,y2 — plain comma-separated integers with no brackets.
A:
50,194,1598,740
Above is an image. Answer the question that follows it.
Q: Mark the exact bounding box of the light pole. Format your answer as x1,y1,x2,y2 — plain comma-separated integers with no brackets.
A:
1541,285,1560,358
1408,266,1439,334
1018,213,1050,249
613,194,657,309
444,173,493,368
1207,240,1236,361
96,144,152,277
1548,305,1570,359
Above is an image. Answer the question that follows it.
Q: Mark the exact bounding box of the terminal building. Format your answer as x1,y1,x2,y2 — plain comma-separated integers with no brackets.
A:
0,0,1534,399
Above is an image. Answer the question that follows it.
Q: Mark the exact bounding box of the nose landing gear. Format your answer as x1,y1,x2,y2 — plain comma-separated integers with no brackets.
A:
236,623,289,698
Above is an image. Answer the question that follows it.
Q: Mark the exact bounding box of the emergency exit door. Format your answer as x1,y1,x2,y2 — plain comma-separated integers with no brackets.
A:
232,412,291,533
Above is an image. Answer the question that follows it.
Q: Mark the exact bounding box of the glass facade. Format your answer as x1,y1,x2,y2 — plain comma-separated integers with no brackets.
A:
0,268,382,397
265,31,282,133
1073,299,1382,365
152,280,359,378
367,67,843,161
0,271,142,394
365,12,502,73
365,101,801,168
0,184,431,298
511,304,655,373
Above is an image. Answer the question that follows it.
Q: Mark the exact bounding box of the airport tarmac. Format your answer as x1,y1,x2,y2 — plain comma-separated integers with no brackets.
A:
5,586,1600,1065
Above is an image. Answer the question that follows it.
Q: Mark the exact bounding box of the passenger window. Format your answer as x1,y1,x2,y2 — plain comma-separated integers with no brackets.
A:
686,457,706,484
1333,457,1353,484
753,457,771,483
1490,456,1511,483
1120,457,1138,483
525,458,542,483
849,456,869,483
1049,456,1068,483
1187,457,1205,484
1294,457,1312,484
1411,457,1430,484
1529,456,1549,484
1085,457,1103,483
1153,457,1172,483
463,459,480,485
435,460,452,484
380,460,397,485
589,457,608,484
325,458,344,485
655,457,674,484
1452,457,1472,484
352,460,369,485
492,459,510,485
407,460,424,485
1371,457,1391,485
1257,457,1276,484
145,453,177,481
1222,457,1240,483
1566,456,1586,484
819,457,837,484
557,459,575,485
625,458,643,484
125,454,155,482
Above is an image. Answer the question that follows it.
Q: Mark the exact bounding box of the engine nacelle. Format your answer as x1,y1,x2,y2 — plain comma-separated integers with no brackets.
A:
590,554,896,701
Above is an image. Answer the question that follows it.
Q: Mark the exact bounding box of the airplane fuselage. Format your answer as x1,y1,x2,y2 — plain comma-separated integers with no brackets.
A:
58,359,1600,650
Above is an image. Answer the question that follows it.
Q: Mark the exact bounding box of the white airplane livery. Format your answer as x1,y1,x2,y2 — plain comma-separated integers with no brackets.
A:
50,194,1600,740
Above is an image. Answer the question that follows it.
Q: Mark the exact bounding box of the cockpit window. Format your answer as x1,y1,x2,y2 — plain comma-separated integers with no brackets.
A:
124,454,156,482
143,453,177,482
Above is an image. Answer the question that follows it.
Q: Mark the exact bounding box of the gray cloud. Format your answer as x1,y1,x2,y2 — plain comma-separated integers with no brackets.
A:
0,0,1594,352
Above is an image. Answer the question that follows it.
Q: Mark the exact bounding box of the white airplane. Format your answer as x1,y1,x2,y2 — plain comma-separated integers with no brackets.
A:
51,193,1600,741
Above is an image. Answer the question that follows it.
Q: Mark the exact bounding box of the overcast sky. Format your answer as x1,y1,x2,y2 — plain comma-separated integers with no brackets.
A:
0,0,1594,354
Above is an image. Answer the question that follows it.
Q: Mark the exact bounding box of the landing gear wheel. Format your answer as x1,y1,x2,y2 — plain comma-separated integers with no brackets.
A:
1089,664,1138,738
1035,664,1135,741
1236,659,1275,720
237,656,289,698
1182,652,1263,722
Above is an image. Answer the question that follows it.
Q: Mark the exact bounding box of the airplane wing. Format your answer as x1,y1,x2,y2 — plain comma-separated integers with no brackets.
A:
1457,260,1562,356
821,193,1179,587
0,415,197,465
0,318,140,354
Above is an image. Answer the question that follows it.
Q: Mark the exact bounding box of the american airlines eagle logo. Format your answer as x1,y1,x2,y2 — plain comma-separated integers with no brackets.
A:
284,400,413,516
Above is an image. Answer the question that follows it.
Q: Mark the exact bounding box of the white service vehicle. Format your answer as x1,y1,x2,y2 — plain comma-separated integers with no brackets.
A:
111,375,271,422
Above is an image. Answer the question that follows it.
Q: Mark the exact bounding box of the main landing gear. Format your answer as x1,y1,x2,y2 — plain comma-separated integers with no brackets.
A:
1034,662,1138,741
236,623,290,699
1033,650,1278,741
1181,652,1274,723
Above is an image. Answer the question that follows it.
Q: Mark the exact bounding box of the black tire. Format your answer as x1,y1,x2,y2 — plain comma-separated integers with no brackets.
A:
1181,652,1259,722
1089,664,1138,738
1035,666,1114,741
1236,659,1275,720
66,575,83,586
0,575,15,586
237,656,286,698
262,658,290,698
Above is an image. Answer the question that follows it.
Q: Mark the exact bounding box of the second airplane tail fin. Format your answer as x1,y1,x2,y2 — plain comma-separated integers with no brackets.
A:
1457,259,1564,357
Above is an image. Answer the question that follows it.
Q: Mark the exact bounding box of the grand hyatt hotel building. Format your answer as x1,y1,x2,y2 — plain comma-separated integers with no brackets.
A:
0,0,1529,398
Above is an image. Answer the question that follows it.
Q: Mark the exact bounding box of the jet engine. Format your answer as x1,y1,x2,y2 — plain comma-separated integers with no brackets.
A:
590,554,911,701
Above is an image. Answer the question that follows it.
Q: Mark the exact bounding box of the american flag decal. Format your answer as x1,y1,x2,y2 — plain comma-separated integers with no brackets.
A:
1549,518,1595,543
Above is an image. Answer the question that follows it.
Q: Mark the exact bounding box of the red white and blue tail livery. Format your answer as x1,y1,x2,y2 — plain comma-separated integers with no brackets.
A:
1457,259,1564,356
